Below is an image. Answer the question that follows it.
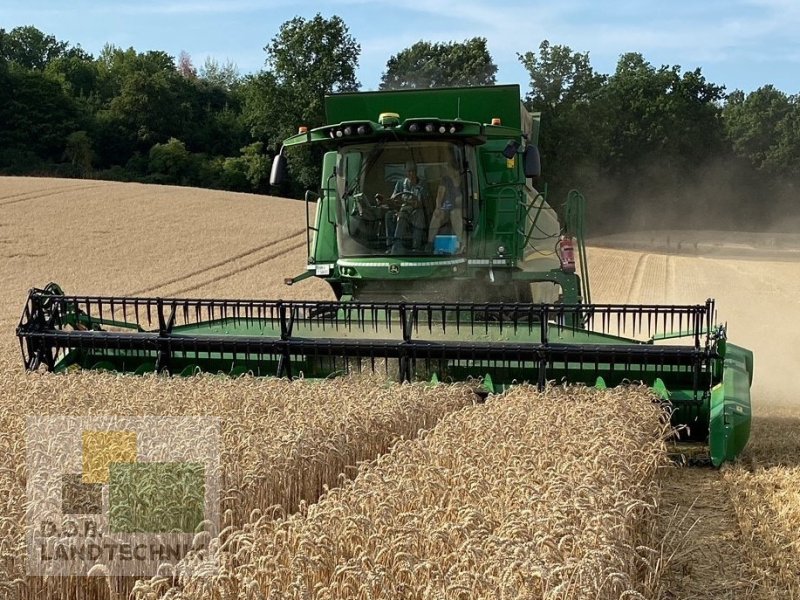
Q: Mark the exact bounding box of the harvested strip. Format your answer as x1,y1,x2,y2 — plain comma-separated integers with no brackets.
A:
155,384,671,600
658,467,753,599
127,229,305,295
720,407,800,598
169,238,307,296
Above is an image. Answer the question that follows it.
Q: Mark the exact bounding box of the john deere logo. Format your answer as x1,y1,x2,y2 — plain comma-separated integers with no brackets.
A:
388,264,400,274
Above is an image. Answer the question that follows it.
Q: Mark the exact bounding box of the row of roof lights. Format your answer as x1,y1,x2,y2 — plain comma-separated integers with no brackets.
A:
328,124,372,138
407,121,462,134
298,117,503,138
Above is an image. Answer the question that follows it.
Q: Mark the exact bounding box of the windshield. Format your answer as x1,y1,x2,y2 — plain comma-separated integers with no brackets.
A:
336,141,471,257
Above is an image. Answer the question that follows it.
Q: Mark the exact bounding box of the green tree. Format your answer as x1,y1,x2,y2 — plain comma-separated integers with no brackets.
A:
45,51,100,98
241,72,287,146
96,45,176,101
216,142,272,192
519,41,604,108
590,53,727,230
769,100,800,177
238,141,271,190
64,130,94,175
199,57,240,90
0,25,68,70
148,137,191,183
219,156,250,191
0,29,8,67
102,49,192,146
186,88,248,156
0,68,81,164
265,13,360,123
518,41,606,205
600,53,725,176
380,38,497,89
246,14,360,191
723,86,795,173
722,85,800,232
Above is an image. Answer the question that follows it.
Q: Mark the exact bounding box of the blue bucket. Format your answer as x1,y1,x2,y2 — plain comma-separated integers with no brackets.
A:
434,235,459,255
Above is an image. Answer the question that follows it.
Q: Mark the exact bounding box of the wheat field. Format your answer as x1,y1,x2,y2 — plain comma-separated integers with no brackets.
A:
1,176,799,599
141,385,671,600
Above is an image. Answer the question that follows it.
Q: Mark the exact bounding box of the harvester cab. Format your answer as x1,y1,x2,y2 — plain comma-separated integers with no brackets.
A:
16,85,753,466
274,85,585,306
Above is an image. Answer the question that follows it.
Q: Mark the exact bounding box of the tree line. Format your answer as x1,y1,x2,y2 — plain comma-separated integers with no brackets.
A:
1,18,798,231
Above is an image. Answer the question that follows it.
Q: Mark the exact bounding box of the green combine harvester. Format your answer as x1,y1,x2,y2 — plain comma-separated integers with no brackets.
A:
17,85,752,465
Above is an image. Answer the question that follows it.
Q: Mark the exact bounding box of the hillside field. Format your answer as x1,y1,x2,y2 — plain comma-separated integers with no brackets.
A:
1,177,799,598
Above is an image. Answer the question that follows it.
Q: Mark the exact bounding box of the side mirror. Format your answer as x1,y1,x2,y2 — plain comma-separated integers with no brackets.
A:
270,151,287,186
335,153,345,176
502,140,520,159
523,145,541,178
335,154,347,200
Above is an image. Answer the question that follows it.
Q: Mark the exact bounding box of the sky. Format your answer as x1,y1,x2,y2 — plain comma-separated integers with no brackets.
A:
2,0,799,94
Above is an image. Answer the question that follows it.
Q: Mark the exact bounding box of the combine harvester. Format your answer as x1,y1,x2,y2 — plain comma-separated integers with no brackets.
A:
17,85,752,465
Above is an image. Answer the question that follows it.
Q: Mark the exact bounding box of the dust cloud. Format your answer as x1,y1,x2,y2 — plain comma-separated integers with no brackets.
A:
575,157,800,236
587,243,800,411
575,153,799,410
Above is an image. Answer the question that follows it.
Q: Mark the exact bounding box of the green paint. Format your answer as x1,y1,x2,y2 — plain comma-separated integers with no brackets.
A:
482,373,494,394
709,343,753,466
652,378,670,400
325,85,523,129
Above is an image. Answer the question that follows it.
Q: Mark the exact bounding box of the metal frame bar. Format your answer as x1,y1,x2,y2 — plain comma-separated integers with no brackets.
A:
17,290,717,390
17,292,714,335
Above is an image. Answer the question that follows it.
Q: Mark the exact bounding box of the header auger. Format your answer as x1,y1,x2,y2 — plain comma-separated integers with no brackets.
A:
16,85,752,464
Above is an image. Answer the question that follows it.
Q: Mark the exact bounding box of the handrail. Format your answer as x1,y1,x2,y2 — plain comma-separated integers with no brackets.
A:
565,190,591,304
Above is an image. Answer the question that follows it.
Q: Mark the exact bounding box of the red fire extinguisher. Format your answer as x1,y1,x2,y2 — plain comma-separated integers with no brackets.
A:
557,236,576,273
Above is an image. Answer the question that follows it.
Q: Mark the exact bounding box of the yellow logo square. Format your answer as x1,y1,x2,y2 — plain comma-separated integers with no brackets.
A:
82,431,137,484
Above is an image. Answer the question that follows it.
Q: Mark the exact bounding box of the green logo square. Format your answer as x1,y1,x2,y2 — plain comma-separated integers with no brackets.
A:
108,462,206,534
